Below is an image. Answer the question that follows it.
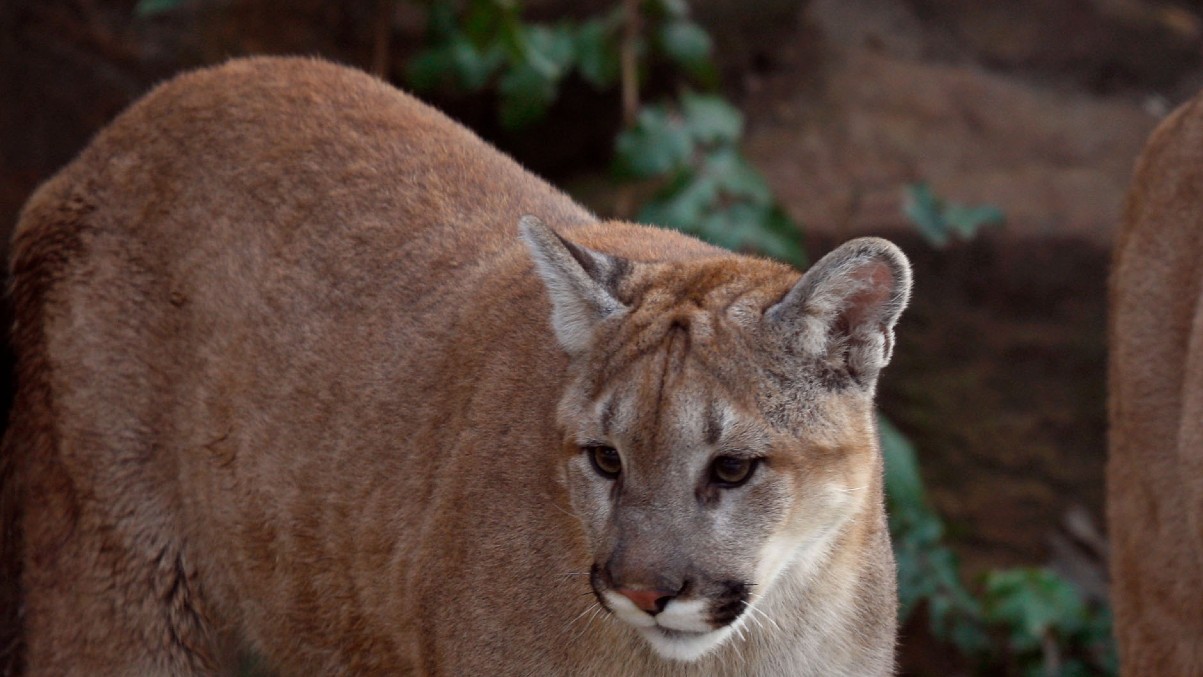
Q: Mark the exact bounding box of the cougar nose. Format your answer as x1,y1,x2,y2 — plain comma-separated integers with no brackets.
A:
616,588,675,615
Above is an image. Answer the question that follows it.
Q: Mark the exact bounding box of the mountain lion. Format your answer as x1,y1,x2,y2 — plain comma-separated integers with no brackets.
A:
1109,95,1203,673
1,57,910,675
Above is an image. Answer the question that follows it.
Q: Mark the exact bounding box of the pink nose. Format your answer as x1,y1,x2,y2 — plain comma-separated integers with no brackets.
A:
616,588,673,615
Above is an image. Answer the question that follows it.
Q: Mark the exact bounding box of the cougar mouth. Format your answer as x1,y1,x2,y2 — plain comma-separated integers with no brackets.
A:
588,564,752,661
636,623,737,661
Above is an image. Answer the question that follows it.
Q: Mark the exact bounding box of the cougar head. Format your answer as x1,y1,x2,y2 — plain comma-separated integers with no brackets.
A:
521,216,910,661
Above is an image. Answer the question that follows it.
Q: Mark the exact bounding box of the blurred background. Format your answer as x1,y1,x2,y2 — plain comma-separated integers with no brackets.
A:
3,0,1200,674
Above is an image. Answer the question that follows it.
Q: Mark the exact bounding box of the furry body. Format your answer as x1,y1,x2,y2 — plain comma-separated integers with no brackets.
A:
1109,94,1203,673
2,57,907,675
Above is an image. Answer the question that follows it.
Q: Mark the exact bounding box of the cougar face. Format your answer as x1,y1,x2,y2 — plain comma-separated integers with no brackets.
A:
522,216,907,663
536,250,885,661
561,363,873,660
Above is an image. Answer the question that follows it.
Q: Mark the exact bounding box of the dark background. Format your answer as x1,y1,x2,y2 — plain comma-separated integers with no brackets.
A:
4,0,1202,673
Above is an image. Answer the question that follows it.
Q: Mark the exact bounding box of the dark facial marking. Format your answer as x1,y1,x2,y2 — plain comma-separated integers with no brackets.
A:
709,580,752,627
589,561,613,612
703,402,723,446
600,396,617,437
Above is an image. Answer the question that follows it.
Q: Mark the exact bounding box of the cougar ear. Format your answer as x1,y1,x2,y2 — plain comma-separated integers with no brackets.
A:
520,216,630,354
765,237,912,386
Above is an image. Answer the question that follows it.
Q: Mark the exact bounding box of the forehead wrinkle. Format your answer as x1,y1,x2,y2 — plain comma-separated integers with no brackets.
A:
646,324,689,457
703,397,723,446
588,259,784,392
600,323,693,480
665,360,756,453
599,394,618,437
596,307,765,439
586,307,671,399
585,269,784,443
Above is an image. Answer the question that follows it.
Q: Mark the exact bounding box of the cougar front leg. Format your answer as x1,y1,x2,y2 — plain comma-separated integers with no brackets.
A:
20,467,219,676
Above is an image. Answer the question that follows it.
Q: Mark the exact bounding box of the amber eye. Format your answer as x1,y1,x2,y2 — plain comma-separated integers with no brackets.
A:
711,456,758,487
586,445,622,479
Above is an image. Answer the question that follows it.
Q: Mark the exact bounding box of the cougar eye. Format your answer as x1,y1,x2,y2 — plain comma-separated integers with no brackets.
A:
710,456,758,487
585,445,622,479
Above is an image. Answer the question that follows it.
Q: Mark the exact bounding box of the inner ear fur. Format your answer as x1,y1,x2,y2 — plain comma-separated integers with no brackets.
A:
766,237,912,384
519,215,631,354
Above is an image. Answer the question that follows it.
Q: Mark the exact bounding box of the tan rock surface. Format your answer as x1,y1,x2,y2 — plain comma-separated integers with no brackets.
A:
744,0,1163,245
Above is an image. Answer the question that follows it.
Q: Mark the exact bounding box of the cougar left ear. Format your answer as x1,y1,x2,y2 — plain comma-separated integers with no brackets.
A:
520,216,631,354
765,237,912,385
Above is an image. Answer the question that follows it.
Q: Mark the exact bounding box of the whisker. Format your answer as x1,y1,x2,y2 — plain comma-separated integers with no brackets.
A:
739,602,761,631
743,600,784,634
570,604,605,643
740,605,764,635
550,502,585,525
563,602,599,634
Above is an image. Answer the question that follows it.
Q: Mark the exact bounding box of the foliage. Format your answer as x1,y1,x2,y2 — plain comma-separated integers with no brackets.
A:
610,3,802,267
404,0,716,129
404,0,804,267
880,416,990,652
406,0,611,129
614,94,805,268
904,181,1005,247
881,416,1116,675
981,569,1118,676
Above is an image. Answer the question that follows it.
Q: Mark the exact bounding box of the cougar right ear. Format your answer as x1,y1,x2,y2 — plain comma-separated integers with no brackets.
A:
520,216,630,354
765,237,912,386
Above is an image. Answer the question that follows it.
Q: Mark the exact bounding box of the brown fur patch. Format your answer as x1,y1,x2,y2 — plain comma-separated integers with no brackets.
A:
1108,93,1203,674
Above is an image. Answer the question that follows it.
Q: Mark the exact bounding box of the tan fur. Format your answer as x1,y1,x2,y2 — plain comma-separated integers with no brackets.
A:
1108,95,1203,673
2,57,910,676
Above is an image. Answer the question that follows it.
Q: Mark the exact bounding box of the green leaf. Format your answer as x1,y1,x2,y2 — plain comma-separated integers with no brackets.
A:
450,35,505,90
691,209,742,249
903,182,949,247
903,182,1006,246
639,172,718,228
753,205,807,268
575,19,620,88
717,203,804,266
682,93,743,145
135,0,187,16
614,107,694,178
944,203,1004,239
983,568,1086,652
703,149,771,204
496,6,528,61
659,21,716,84
498,62,558,129
519,24,576,80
